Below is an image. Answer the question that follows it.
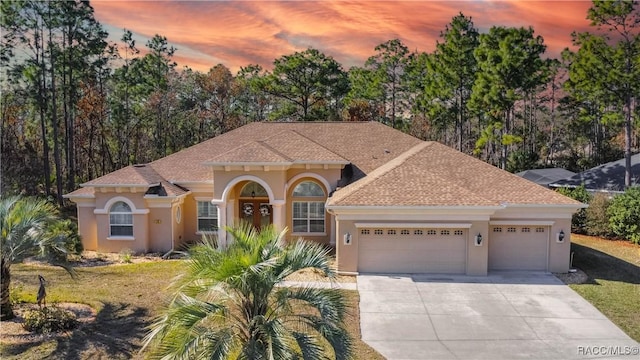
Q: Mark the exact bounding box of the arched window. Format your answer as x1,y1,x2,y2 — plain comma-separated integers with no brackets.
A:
240,182,268,198
292,181,325,234
110,201,133,236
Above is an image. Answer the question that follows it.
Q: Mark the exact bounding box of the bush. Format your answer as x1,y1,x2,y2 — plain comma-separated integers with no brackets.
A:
556,185,591,233
607,187,640,244
119,248,133,263
585,193,614,237
23,306,78,334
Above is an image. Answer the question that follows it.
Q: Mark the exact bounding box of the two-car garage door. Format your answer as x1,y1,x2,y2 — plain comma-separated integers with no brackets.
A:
358,228,466,274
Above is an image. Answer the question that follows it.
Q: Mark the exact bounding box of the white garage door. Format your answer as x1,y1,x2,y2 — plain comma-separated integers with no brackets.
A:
489,226,548,271
358,228,467,274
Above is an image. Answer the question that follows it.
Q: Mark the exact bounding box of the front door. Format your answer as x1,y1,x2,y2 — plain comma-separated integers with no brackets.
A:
240,200,272,230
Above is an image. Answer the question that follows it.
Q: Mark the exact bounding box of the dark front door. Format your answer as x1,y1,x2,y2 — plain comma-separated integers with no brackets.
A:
240,200,272,230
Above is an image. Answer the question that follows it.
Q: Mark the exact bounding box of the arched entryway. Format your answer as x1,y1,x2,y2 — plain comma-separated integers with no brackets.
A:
239,181,272,230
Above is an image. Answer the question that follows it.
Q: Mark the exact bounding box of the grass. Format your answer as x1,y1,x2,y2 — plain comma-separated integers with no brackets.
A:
0,259,383,359
569,234,640,342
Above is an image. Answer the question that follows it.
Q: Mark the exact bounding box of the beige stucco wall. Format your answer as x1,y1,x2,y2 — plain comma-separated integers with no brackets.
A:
182,193,205,243
173,203,186,249
467,221,489,275
76,205,97,251
147,207,173,253
335,219,359,274
94,212,148,253
93,192,149,253
549,218,572,272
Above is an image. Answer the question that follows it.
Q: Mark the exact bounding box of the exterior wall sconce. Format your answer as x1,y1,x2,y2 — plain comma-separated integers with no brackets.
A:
251,191,256,198
343,232,352,245
475,233,483,246
556,230,565,243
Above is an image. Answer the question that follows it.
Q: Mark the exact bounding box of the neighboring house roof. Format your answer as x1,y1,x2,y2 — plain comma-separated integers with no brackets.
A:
549,153,640,193
328,142,582,207
517,168,577,186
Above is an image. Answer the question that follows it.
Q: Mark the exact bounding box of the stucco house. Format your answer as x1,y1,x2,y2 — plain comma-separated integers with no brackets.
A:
65,122,585,275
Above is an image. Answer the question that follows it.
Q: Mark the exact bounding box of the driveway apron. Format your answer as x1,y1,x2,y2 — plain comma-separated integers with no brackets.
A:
358,272,639,360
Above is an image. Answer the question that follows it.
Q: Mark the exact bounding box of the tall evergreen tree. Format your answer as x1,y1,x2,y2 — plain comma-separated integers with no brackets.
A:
417,13,479,151
470,26,552,168
565,0,639,187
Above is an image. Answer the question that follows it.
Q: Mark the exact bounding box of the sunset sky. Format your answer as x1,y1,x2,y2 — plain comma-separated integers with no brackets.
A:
91,1,594,73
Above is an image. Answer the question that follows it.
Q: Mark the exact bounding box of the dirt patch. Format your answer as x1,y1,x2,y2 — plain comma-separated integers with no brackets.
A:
554,268,589,285
285,267,356,283
0,303,96,345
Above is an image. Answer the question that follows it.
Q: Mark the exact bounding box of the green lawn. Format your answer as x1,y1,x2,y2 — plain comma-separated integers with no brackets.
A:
0,260,383,359
569,234,640,342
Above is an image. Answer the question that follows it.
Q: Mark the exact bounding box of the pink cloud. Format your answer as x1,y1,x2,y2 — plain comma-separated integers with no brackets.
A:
91,0,596,73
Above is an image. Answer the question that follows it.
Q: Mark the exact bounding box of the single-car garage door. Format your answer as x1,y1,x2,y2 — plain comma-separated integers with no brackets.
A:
489,226,548,271
358,228,467,274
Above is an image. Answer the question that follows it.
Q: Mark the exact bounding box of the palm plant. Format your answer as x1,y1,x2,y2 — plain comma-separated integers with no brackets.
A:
143,222,353,359
1,196,75,320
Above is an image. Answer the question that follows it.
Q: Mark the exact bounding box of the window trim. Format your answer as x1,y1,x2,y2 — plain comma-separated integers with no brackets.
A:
291,201,326,235
291,180,327,236
197,201,218,234
108,201,134,239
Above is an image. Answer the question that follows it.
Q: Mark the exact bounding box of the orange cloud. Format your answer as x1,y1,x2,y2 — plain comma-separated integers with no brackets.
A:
91,0,595,73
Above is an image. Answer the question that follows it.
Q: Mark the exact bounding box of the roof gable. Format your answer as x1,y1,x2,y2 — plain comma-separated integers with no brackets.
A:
149,122,421,182
205,129,349,166
328,142,583,207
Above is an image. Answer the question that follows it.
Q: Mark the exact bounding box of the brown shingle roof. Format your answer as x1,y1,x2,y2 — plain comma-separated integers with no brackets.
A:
261,130,348,164
78,164,188,197
149,122,421,182
67,122,580,207
328,142,583,207
208,141,291,163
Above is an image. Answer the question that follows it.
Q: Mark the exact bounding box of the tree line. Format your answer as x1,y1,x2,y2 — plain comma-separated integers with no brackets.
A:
2,0,638,205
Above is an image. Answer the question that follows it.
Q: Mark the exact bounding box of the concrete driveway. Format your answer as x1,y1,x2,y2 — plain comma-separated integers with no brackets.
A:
358,272,639,360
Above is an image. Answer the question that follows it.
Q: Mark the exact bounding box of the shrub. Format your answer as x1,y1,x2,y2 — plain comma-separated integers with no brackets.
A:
607,187,640,244
556,185,591,232
23,306,78,333
585,193,614,237
119,248,133,263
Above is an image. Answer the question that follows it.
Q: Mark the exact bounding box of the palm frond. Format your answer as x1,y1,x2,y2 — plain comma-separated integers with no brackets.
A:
144,223,352,359
292,331,329,360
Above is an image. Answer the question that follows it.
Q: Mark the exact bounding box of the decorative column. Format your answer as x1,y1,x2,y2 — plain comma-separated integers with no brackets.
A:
211,199,226,248
271,200,286,232
329,213,336,246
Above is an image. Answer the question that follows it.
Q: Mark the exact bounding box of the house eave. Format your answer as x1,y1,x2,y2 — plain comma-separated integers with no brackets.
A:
326,205,504,215
501,203,588,209
80,183,159,188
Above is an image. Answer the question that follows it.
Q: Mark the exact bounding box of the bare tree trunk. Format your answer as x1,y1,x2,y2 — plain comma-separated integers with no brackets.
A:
0,258,13,320
624,93,632,188
49,13,63,206
37,25,52,196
